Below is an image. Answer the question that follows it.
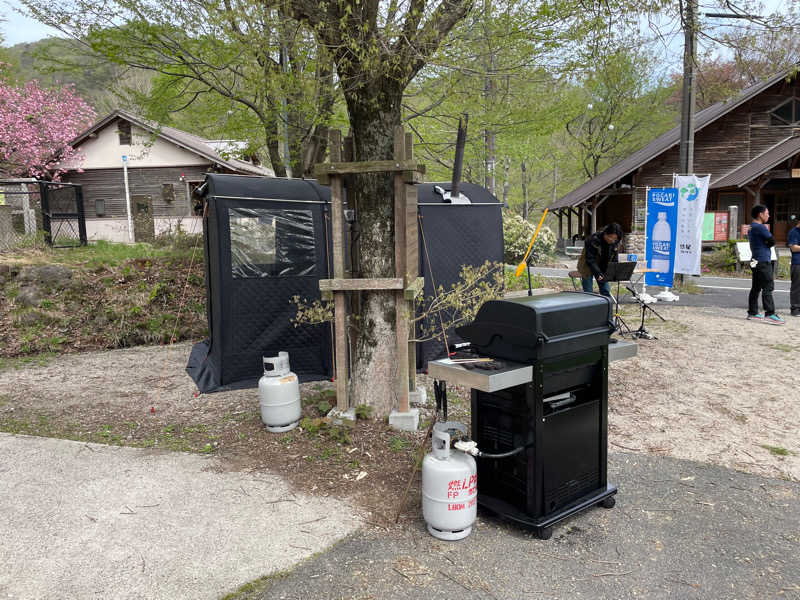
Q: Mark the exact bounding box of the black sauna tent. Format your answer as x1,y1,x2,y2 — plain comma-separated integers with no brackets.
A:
186,173,503,393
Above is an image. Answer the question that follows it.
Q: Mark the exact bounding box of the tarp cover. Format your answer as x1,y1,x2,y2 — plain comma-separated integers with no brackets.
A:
416,182,504,366
187,176,503,392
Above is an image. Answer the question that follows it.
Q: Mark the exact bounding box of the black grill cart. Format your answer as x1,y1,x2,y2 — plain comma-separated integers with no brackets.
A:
429,292,618,540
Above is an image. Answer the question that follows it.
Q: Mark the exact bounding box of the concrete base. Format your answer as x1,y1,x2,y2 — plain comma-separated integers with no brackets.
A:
609,339,638,362
327,407,356,425
408,388,428,407
388,408,420,431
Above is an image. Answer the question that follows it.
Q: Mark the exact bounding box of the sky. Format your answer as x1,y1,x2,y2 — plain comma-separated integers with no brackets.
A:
1,0,62,46
0,0,795,47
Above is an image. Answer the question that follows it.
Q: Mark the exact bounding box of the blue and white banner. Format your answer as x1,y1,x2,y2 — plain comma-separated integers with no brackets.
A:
674,174,710,275
645,188,678,287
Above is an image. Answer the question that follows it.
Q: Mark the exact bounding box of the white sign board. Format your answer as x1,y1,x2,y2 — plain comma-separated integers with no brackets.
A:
735,242,777,263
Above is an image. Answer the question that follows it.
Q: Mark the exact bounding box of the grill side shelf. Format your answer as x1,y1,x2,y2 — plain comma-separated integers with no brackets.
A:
427,359,533,392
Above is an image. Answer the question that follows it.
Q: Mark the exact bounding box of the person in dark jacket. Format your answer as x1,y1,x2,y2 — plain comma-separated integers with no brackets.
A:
747,204,784,324
577,223,623,297
787,215,800,317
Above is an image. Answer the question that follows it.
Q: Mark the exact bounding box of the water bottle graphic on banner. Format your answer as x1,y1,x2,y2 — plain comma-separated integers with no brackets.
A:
645,188,678,288
651,212,672,273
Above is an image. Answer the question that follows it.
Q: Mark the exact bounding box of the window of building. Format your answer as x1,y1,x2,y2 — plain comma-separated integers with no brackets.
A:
95,199,105,216
118,121,132,145
162,183,175,203
774,196,790,223
769,98,800,126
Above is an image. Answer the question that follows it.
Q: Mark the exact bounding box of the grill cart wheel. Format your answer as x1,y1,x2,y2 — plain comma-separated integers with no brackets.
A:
600,496,616,509
537,527,553,540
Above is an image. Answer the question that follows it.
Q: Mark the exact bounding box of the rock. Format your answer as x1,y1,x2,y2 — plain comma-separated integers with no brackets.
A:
16,310,45,325
15,286,43,308
17,265,72,289
0,263,20,286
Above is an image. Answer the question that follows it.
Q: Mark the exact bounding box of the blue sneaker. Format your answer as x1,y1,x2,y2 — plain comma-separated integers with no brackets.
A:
747,313,764,321
764,314,785,325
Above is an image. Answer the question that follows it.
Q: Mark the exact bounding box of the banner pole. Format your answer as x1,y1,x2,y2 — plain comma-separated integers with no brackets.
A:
643,186,649,298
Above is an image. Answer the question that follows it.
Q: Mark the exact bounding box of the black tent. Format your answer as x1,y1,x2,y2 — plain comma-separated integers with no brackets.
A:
187,174,502,392
416,182,504,367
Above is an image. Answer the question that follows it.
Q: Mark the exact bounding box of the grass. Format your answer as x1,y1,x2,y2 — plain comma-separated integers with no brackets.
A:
220,573,290,600
761,444,793,457
764,343,794,353
0,408,225,454
504,266,547,292
0,352,57,371
2,239,207,357
672,279,704,295
389,436,411,452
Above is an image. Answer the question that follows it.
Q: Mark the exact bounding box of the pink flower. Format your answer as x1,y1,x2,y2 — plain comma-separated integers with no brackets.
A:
0,74,95,179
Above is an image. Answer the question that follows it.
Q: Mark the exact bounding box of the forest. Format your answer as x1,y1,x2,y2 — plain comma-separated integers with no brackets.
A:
3,0,797,216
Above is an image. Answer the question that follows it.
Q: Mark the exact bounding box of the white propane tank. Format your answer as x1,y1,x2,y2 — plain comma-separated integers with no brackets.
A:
422,423,477,541
258,352,301,433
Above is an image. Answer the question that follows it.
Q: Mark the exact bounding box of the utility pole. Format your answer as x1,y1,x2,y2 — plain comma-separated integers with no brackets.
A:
483,0,496,195
678,0,698,175
521,160,529,220
679,3,762,174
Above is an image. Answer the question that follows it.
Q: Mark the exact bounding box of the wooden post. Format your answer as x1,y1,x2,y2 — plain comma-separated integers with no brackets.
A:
393,126,410,413
404,132,419,394
329,130,349,411
313,128,424,417
567,207,573,242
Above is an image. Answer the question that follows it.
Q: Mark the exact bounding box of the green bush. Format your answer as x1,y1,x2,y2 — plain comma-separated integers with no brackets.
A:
703,240,739,272
503,212,556,264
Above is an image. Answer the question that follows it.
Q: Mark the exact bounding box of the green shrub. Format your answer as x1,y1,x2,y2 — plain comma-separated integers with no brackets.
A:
703,240,739,272
503,212,556,264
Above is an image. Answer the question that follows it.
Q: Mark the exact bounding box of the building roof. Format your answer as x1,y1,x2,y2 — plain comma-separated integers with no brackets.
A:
70,110,273,177
550,67,798,210
709,134,800,189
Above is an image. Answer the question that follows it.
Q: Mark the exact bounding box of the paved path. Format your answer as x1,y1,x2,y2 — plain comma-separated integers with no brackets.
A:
0,433,360,600
530,267,792,312
260,452,800,600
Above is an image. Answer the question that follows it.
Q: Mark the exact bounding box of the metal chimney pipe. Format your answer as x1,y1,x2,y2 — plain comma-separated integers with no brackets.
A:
451,114,468,200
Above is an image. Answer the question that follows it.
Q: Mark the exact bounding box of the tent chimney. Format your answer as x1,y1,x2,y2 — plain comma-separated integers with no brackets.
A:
451,114,468,199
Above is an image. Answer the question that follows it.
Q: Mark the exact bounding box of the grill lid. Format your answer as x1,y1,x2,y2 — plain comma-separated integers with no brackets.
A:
455,292,614,361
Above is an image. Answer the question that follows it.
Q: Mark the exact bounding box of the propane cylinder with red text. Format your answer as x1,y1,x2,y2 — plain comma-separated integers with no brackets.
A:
258,352,301,433
422,422,477,540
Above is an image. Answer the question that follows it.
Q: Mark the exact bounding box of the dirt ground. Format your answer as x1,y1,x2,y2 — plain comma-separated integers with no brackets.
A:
0,304,797,527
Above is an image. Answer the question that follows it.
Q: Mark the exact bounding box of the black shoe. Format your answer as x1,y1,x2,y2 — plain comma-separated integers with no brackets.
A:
792,310,800,317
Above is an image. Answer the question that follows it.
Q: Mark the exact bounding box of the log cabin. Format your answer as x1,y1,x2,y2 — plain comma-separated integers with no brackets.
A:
551,66,800,252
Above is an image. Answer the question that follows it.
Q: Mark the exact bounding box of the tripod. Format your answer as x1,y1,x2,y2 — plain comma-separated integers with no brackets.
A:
625,284,666,339
603,262,638,338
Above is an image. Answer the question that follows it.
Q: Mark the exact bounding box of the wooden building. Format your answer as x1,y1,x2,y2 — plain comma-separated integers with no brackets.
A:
550,67,800,248
62,110,273,242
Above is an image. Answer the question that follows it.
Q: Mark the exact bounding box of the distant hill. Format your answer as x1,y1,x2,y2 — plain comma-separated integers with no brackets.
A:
5,37,126,110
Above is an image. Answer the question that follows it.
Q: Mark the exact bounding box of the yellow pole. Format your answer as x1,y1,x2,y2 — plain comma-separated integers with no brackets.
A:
514,208,549,277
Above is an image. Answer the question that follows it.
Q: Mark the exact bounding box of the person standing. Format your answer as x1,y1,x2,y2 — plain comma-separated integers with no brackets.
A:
788,215,800,317
747,204,784,324
577,223,623,297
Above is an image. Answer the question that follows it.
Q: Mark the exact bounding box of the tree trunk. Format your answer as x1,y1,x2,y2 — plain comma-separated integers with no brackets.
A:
343,82,403,416
264,113,287,178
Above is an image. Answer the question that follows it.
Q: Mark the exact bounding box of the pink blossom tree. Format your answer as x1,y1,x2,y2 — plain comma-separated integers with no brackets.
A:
0,75,95,179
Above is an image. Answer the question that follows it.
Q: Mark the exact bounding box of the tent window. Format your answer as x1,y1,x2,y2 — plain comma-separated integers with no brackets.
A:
229,207,316,278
